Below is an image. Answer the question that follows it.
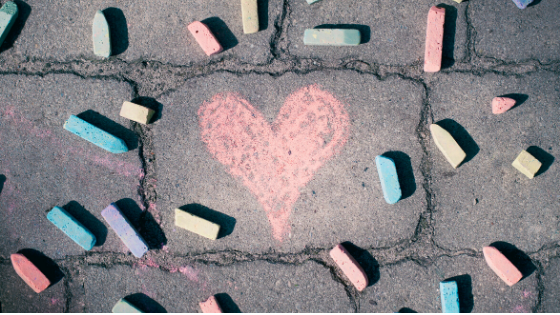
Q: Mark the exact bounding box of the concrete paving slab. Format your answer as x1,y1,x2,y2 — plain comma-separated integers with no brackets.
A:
83,261,353,312
286,0,467,66
429,71,560,252
154,71,425,254
542,257,560,312
0,74,143,259
359,254,538,313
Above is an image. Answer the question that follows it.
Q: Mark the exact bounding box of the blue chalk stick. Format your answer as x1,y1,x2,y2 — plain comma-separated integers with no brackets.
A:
440,281,460,313
511,0,533,9
0,2,18,47
375,155,402,204
63,115,128,154
101,203,148,258
47,206,97,250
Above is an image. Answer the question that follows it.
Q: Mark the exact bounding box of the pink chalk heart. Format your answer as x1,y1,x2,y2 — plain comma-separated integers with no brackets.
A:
198,85,350,241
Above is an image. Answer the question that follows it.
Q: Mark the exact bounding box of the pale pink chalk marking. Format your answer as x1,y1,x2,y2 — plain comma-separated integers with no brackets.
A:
483,246,523,286
424,6,445,73
188,21,223,56
329,244,368,291
200,296,223,313
198,85,350,241
492,97,516,114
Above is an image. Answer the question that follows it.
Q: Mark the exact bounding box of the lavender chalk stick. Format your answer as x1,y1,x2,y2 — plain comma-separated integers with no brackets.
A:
101,203,148,258
47,206,96,250
511,0,533,9
64,115,128,154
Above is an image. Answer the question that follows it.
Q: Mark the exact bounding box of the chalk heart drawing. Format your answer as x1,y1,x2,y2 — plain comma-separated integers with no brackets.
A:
198,85,351,241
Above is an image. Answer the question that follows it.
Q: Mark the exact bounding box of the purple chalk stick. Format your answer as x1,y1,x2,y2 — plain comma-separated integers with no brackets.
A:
512,0,533,9
101,203,148,258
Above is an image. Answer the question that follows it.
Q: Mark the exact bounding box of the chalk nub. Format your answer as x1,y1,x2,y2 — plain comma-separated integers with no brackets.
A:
188,21,223,56
303,29,361,46
424,6,445,73
101,203,148,258
10,253,51,293
120,101,155,125
375,155,402,204
330,244,368,291
92,10,111,58
512,150,541,179
0,1,18,47
112,298,142,313
511,0,533,9
440,280,460,313
492,97,516,115
64,115,128,154
306,0,322,3
483,246,523,286
200,296,223,313
175,209,220,240
453,0,464,2
47,206,97,251
241,0,259,34
430,124,466,169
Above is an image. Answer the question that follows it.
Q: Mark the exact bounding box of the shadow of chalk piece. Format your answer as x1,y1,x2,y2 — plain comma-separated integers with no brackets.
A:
175,208,220,240
424,6,445,72
241,0,258,34
92,10,111,58
375,155,402,204
188,21,223,56
512,150,541,179
492,97,516,115
430,124,466,169
304,29,360,46
112,298,142,313
512,0,533,9
64,115,128,153
330,243,368,291
0,1,18,47
47,206,96,251
120,101,155,125
440,280,459,313
101,203,148,258
10,253,50,293
200,296,223,313
483,246,522,286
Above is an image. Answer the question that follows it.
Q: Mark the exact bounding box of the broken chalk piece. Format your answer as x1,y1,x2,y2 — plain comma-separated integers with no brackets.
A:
375,155,402,204
492,97,516,115
511,0,533,9
188,21,223,56
200,296,223,313
47,206,96,251
112,299,143,313
0,1,18,47
453,0,464,2
424,6,445,72
11,253,51,293
120,101,155,125
241,0,259,34
64,115,128,154
512,150,542,179
440,281,460,313
330,244,368,291
92,10,111,58
306,0,323,3
101,203,148,258
483,246,523,286
303,29,361,46
175,209,220,240
430,124,466,169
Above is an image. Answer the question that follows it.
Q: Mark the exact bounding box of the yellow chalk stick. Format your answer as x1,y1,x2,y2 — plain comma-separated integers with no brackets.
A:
241,0,259,34
430,124,466,168
512,150,541,179
120,101,155,125
175,209,220,240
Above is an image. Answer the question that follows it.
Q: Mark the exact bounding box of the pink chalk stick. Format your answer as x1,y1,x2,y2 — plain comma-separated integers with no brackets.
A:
330,244,368,291
492,97,516,114
424,6,445,73
483,246,523,286
188,21,223,56
199,296,222,313
11,253,51,293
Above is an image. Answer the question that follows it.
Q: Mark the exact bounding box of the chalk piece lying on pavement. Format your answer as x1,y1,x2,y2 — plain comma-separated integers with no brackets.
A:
241,0,259,34
175,209,220,240
200,296,223,313
306,0,322,3
303,29,361,46
424,6,445,72
101,203,148,258
375,155,402,204
330,244,368,291
188,21,223,56
440,280,460,313
11,253,51,293
511,0,533,9
453,0,464,2
512,150,541,179
492,97,516,115
483,246,523,286
0,1,18,47
47,206,96,251
430,124,466,168
64,115,128,154
120,101,155,125
112,299,142,313
92,10,111,58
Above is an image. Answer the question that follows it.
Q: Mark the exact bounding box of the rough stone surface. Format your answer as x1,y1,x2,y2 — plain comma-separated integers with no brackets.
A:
542,257,560,313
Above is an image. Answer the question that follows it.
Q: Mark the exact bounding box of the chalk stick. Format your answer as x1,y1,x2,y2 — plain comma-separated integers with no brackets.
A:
120,101,155,125
306,0,322,3
430,124,466,169
200,296,223,313
512,150,541,179
303,29,361,46
0,1,18,47
492,97,516,115
375,155,402,205
188,21,223,56
112,299,143,313
453,0,464,2
63,115,128,154
101,203,148,258
329,244,368,291
241,0,259,34
92,10,111,58
175,209,220,240
10,253,51,293
483,246,523,286
47,206,96,251
424,6,445,73
440,281,460,313
511,0,533,9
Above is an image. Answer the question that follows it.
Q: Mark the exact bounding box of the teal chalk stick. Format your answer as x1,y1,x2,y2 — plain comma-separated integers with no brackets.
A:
64,115,128,153
47,206,96,250
112,299,142,313
306,0,322,4
440,281,460,313
0,1,18,47
375,155,402,204
303,29,361,46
